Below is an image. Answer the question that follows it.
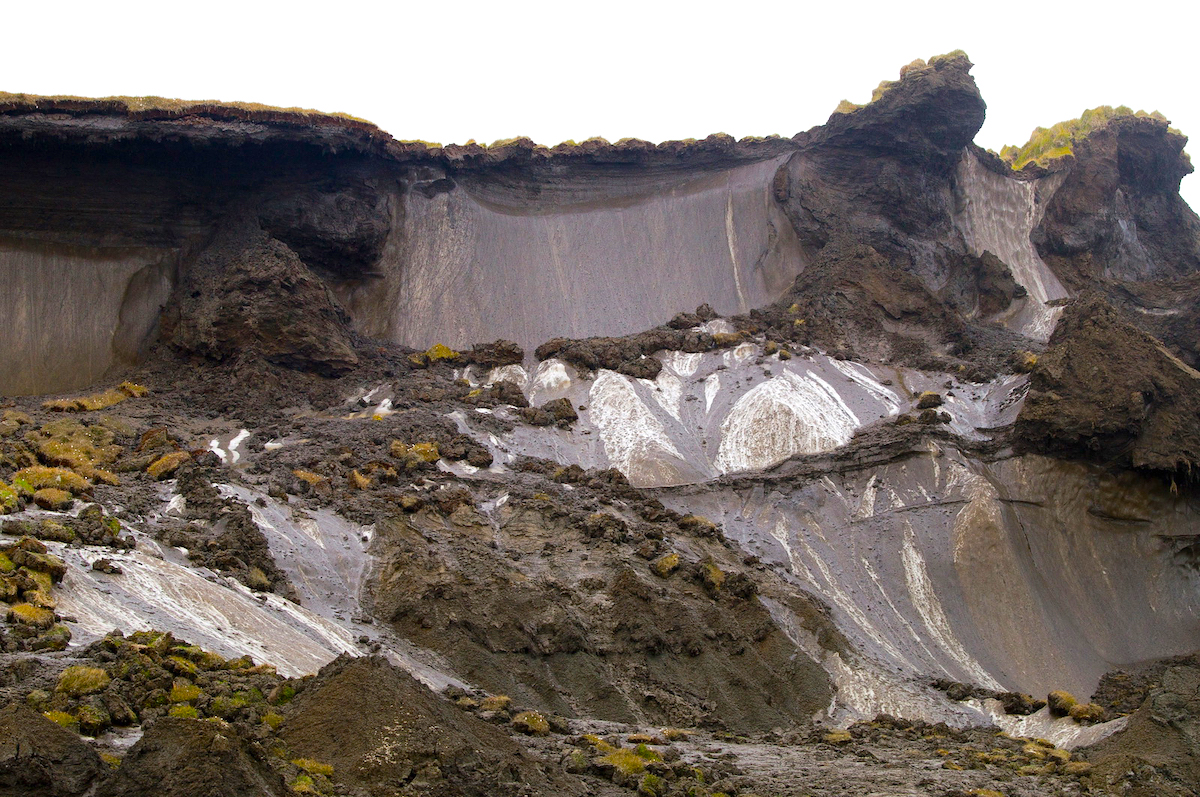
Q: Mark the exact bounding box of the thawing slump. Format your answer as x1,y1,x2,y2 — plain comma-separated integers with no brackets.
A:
459,348,1200,716
53,487,463,688
342,156,804,354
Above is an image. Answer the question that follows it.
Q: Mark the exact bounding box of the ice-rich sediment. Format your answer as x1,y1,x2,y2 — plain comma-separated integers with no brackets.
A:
339,156,805,356
468,346,1026,487
668,451,1200,701
51,487,465,690
0,239,174,395
954,153,1069,340
444,346,1200,720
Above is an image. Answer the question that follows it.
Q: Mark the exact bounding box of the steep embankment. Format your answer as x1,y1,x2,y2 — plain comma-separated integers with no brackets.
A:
2,52,1200,797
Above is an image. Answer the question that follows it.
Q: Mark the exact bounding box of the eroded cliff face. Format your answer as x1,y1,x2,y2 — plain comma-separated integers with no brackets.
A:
2,54,1200,797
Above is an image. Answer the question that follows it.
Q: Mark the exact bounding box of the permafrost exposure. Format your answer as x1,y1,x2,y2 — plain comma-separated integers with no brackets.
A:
2,53,1200,796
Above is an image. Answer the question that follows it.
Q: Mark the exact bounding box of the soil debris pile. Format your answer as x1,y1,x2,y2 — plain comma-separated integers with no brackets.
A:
96,717,290,797
1081,655,1200,796
279,654,587,797
1015,295,1200,475
0,701,105,797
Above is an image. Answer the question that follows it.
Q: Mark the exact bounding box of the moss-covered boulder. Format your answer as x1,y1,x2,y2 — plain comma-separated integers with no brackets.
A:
147,451,192,481
11,466,91,496
32,488,74,511
0,484,17,514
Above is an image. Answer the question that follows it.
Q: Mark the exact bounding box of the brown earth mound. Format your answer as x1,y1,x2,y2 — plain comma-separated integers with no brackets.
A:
279,654,585,797
0,701,104,797
1014,296,1200,476
96,717,290,797
1082,654,1200,796
163,227,359,376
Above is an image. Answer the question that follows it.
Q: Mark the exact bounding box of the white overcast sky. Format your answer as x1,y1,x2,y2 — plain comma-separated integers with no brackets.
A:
4,1,1197,208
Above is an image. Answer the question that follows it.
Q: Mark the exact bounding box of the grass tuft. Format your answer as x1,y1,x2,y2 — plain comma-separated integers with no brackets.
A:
56,665,110,695
1001,106,1171,170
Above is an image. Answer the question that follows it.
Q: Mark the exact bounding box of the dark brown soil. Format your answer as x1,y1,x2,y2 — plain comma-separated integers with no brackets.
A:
1014,295,1200,477
0,701,105,796
1081,655,1200,796
96,717,290,797
279,654,590,797
371,487,834,732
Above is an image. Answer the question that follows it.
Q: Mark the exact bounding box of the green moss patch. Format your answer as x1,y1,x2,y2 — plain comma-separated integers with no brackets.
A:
511,710,550,736
56,666,111,695
12,466,91,495
1001,106,1171,170
0,483,17,514
43,710,79,731
292,758,334,777
8,602,55,629
147,451,192,480
170,682,202,703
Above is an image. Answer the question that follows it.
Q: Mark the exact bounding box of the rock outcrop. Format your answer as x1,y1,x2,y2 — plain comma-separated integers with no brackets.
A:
1033,114,1200,287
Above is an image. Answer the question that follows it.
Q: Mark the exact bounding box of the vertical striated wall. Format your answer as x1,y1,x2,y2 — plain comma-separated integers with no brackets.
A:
337,156,804,354
0,238,173,395
954,153,1068,340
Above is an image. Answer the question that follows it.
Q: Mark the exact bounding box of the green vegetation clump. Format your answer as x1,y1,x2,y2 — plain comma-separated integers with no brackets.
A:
835,50,970,115
9,603,56,629
699,557,725,595
929,49,969,64
33,488,73,510
42,382,148,413
12,466,91,495
633,743,662,762
44,710,79,731
480,694,511,712
511,710,550,736
147,451,192,480
290,775,318,794
638,773,666,796
651,552,680,578
408,343,461,367
168,704,199,718
1001,106,1170,170
170,682,202,703
56,665,111,695
292,758,335,777
0,483,17,514
601,747,649,776
1069,702,1107,723
1046,689,1078,717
